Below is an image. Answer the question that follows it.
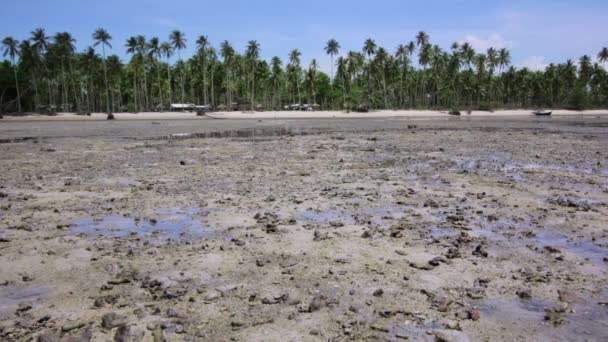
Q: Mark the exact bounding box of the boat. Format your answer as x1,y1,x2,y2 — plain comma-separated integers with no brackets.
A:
533,110,552,116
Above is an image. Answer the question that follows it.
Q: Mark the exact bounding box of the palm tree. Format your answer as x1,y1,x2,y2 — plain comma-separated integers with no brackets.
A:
246,40,260,111
363,38,377,103
92,28,112,114
169,30,186,103
220,40,235,108
598,47,608,69
270,56,283,109
375,47,389,108
416,31,429,48
498,48,511,74
160,42,174,105
126,36,140,111
148,37,163,110
135,35,149,110
30,28,49,110
336,56,348,108
2,37,22,112
289,49,302,105
196,35,210,105
324,39,340,80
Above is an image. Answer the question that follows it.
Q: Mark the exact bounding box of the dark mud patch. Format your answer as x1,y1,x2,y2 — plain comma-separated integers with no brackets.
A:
157,126,334,141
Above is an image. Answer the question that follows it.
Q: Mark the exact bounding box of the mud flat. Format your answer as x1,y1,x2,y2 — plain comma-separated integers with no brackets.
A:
0,116,607,341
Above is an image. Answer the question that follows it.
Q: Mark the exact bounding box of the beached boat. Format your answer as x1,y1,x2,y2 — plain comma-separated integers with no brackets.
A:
533,110,552,116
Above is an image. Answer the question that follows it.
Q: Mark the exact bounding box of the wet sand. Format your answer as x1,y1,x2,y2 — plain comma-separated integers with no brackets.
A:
0,116,607,341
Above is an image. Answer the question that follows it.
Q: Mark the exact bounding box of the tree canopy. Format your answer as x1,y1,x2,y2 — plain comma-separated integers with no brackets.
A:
1,29,607,113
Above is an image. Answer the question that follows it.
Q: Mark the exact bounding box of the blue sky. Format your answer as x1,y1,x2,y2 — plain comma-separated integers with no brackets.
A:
2,0,607,72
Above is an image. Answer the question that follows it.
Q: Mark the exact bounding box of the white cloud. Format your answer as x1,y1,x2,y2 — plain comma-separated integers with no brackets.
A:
459,34,512,52
520,56,548,71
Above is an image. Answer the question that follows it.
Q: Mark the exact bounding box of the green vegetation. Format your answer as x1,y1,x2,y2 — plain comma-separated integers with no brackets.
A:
1,29,607,113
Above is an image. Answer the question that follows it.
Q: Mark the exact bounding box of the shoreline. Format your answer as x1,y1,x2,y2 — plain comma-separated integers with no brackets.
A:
1,109,607,122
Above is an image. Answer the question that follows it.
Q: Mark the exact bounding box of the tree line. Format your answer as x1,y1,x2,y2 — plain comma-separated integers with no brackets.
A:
2,28,608,113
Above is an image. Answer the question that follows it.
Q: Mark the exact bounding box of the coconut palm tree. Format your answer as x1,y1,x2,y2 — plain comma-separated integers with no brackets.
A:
336,56,348,108
30,28,50,110
324,39,340,80
169,30,186,103
289,49,302,105
2,37,22,112
92,28,112,114
375,47,389,108
598,47,608,68
126,36,140,111
246,40,260,111
160,42,173,104
416,31,429,48
148,37,163,110
220,40,235,108
135,35,149,110
498,48,511,74
196,35,210,105
363,38,377,103
270,56,283,109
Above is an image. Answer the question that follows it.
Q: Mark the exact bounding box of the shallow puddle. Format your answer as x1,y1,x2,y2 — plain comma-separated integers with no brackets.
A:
0,286,48,317
536,231,608,268
480,297,608,340
71,207,209,241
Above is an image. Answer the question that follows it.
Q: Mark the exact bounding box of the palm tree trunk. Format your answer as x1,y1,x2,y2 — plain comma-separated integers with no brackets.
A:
156,62,163,111
251,62,255,111
12,57,21,113
141,58,149,110
166,61,172,106
102,46,110,113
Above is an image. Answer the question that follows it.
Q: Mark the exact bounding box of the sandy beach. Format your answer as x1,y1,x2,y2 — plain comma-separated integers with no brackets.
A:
1,109,607,122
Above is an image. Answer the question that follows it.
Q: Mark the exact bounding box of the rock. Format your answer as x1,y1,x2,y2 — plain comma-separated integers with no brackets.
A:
433,329,471,342
545,304,568,326
434,296,452,312
373,288,384,297
204,290,222,302
410,261,435,270
16,302,32,312
467,307,480,321
114,325,144,342
61,321,88,332
37,332,60,342
516,289,532,299
440,319,461,330
446,248,460,259
472,244,488,258
557,289,581,303
313,230,330,241
102,312,128,329
179,160,186,166
308,294,326,312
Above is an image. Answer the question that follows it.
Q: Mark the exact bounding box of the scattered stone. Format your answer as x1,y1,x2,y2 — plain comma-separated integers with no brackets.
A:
61,321,89,332
467,307,480,321
516,289,532,299
472,244,488,258
558,289,581,303
308,294,326,312
373,288,384,297
433,329,471,342
102,312,128,330
114,325,145,342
